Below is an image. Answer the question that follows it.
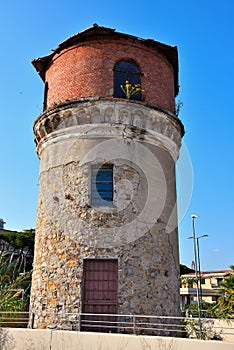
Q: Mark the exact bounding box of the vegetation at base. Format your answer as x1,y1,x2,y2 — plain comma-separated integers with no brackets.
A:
0,231,34,312
0,267,31,312
183,316,223,341
182,301,216,318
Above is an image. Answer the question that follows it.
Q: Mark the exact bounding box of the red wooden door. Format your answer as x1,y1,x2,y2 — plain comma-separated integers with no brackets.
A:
82,259,118,332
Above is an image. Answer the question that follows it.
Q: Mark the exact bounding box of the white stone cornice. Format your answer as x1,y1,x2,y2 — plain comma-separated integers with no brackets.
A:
34,99,183,161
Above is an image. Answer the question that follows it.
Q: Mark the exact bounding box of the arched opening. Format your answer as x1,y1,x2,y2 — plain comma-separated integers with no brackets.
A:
113,61,142,101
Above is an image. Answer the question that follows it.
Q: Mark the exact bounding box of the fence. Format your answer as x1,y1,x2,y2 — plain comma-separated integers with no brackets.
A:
0,312,29,328
0,311,233,341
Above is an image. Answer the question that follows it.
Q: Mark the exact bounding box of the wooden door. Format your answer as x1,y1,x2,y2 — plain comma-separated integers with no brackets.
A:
82,259,118,332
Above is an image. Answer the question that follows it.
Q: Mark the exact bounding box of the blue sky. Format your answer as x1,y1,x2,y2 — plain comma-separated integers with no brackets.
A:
0,0,233,271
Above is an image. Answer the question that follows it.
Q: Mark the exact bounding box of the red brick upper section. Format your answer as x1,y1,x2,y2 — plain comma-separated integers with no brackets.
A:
32,25,179,113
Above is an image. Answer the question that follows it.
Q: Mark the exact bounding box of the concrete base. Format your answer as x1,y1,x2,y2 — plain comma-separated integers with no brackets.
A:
0,329,233,350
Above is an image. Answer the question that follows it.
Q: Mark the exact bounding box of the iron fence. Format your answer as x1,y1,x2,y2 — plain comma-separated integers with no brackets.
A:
0,311,233,341
0,312,29,328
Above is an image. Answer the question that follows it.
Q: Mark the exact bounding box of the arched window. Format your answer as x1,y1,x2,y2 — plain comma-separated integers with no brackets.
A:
113,61,142,101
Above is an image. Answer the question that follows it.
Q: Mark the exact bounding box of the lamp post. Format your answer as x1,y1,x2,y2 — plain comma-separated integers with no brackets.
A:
190,214,203,339
196,234,208,306
188,234,208,311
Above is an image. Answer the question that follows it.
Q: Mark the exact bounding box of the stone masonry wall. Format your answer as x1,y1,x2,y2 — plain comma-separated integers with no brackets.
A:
30,98,183,329
30,148,180,329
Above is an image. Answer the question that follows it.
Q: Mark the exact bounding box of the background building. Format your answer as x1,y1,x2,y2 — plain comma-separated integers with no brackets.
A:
180,270,232,305
0,218,6,231
29,25,184,329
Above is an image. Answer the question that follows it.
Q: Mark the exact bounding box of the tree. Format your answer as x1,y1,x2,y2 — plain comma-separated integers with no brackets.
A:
180,263,195,275
214,265,234,319
0,269,31,312
0,230,34,275
0,231,34,313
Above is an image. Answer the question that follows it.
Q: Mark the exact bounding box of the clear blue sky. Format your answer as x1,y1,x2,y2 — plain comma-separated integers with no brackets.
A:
0,0,233,271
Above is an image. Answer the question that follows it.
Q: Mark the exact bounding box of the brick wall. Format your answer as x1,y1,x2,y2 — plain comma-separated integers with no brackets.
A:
45,36,175,112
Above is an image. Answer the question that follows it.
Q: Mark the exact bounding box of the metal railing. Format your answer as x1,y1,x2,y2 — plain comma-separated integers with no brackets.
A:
0,312,29,328
78,313,185,336
0,311,233,341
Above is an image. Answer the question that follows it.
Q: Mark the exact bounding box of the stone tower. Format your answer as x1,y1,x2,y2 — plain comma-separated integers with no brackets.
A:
30,25,184,329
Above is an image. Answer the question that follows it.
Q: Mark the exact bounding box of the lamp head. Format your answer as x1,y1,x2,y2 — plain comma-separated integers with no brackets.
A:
191,214,199,219
198,234,208,238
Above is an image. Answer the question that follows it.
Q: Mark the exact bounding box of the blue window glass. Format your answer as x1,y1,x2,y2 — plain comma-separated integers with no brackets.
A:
91,165,113,206
113,61,142,100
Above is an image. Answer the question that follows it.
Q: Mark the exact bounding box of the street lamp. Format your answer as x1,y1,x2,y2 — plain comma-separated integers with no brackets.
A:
190,214,203,339
196,234,208,301
188,234,208,308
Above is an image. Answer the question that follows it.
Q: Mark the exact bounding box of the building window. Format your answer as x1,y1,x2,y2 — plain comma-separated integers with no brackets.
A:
188,279,194,288
91,164,113,206
200,278,205,285
113,60,142,100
